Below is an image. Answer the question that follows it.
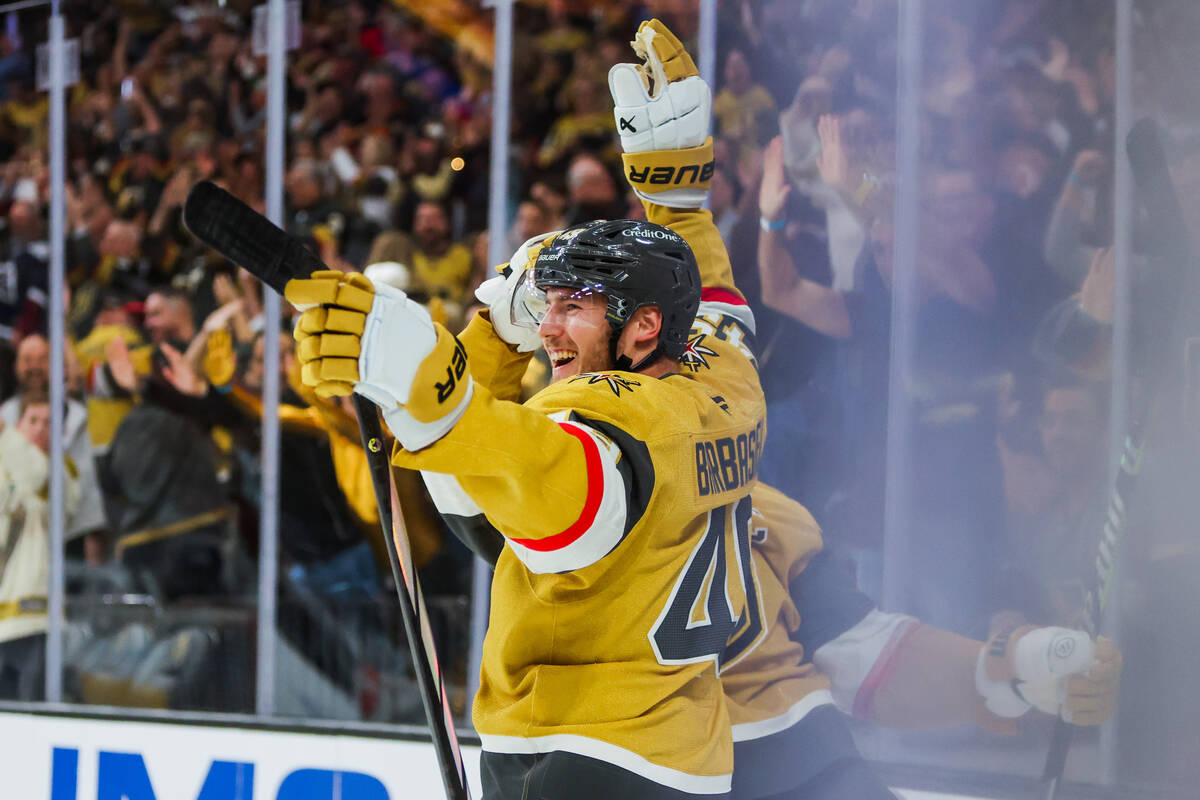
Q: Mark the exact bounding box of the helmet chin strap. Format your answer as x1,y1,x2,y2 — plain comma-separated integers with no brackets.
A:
609,326,662,372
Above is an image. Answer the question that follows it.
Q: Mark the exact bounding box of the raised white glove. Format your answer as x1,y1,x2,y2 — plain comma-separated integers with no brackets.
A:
608,19,713,208
474,231,562,352
608,68,710,153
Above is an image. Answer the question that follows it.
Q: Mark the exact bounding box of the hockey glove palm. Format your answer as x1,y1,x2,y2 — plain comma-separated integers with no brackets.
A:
609,19,713,208
285,270,473,450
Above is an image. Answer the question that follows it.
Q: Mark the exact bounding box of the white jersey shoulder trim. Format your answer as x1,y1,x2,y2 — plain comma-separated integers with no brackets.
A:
504,416,628,574
811,609,919,717
479,732,731,795
420,470,484,518
730,688,835,742
697,300,756,336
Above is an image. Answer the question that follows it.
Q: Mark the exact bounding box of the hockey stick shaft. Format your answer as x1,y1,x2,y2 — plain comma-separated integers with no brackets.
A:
183,181,470,800
354,397,469,800
1040,432,1142,798
1039,117,1193,797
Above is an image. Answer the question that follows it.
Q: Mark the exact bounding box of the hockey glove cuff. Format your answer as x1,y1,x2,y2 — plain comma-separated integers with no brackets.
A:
382,324,474,451
620,138,715,209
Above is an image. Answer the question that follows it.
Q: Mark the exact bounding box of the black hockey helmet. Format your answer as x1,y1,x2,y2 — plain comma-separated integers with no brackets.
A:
531,219,701,365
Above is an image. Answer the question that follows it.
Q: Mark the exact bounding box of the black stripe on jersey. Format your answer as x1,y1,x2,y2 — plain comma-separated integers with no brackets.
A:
789,551,875,659
569,413,655,538
442,513,504,567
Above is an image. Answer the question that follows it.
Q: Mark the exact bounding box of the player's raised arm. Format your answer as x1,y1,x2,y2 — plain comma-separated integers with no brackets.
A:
609,20,745,304
418,235,558,566
284,271,606,548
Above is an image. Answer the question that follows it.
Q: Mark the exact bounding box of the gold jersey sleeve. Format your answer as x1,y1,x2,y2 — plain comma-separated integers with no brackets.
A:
644,201,744,303
392,363,764,790
644,202,762,430
457,310,532,402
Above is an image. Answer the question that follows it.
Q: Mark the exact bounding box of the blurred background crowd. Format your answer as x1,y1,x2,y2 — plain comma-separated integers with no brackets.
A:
1,0,1198,790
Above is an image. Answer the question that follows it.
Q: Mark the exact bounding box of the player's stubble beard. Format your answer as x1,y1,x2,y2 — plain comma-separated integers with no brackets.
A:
543,319,615,385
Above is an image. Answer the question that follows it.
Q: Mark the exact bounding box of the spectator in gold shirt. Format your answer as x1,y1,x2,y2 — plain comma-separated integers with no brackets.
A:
713,48,776,169
409,200,474,311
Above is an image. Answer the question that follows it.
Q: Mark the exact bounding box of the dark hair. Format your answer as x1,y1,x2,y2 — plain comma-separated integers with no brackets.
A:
18,389,49,418
148,286,192,306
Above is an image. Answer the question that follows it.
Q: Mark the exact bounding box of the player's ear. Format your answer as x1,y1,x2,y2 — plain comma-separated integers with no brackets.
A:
627,305,663,344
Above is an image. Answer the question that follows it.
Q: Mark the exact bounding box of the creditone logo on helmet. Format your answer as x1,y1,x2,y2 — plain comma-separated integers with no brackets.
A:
621,227,682,242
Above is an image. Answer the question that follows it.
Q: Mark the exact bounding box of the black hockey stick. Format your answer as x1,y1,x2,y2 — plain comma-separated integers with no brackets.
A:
1039,118,1194,798
183,180,470,800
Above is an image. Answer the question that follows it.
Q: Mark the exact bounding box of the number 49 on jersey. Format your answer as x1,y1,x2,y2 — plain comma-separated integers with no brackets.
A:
650,495,765,671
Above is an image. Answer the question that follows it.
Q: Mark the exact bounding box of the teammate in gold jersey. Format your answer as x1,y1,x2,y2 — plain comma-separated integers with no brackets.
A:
285,20,765,799
722,484,1121,800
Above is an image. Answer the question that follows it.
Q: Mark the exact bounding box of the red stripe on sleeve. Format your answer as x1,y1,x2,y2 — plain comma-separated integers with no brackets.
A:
700,287,747,306
851,619,921,719
509,423,604,552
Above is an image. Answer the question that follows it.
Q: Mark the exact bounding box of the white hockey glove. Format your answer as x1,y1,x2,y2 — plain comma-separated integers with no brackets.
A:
285,270,473,451
608,19,713,208
474,231,562,353
975,626,1122,725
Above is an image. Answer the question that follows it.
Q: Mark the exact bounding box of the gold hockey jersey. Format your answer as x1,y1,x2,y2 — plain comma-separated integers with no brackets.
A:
721,484,832,737
394,203,765,793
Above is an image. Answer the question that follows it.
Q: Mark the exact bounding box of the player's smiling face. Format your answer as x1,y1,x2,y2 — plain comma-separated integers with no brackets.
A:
538,287,614,383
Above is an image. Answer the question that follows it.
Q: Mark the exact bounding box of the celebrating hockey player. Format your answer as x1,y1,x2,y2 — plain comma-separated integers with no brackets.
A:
285,18,1121,800
443,21,1124,800
460,21,1123,800
286,19,764,800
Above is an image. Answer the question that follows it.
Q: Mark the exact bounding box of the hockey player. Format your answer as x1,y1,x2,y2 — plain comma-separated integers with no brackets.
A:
435,22,1122,800
287,19,1121,798
285,20,764,799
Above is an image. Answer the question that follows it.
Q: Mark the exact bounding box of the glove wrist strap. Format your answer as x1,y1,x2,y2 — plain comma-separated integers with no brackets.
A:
975,645,1033,718
622,137,715,200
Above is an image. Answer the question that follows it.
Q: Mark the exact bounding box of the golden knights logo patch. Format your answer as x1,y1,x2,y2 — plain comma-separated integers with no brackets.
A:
570,372,641,396
681,334,719,372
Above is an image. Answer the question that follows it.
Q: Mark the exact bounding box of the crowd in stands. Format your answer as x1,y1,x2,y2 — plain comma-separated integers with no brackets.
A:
0,0,1197,771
